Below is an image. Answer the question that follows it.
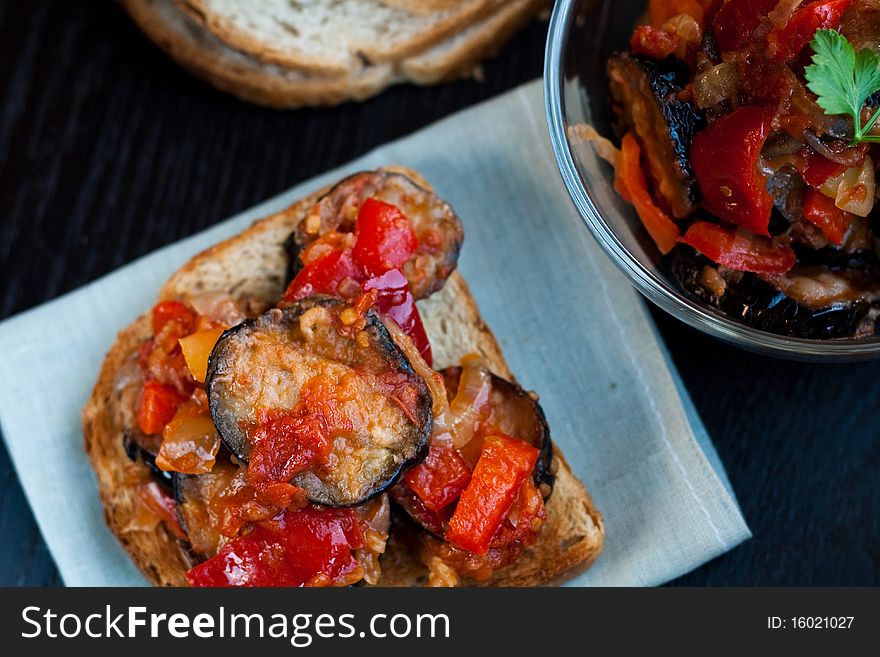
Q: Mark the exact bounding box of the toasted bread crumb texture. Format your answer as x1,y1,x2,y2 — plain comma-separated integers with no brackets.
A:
179,0,502,72
83,166,603,586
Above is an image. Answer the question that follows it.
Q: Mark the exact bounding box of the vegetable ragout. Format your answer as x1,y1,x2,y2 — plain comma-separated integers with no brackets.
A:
600,0,880,338
117,171,559,587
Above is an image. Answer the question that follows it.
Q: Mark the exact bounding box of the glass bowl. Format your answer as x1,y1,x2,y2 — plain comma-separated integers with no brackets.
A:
544,0,880,361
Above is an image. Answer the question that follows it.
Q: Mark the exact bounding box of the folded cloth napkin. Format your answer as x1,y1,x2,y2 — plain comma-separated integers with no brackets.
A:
0,80,750,586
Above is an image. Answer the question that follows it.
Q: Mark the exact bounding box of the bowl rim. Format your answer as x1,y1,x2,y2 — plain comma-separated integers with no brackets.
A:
543,0,880,361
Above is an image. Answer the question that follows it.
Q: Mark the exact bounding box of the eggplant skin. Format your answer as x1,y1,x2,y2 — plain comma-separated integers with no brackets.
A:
391,366,555,541
285,170,464,300
608,54,705,219
441,367,555,498
664,245,874,339
122,431,173,488
205,296,432,507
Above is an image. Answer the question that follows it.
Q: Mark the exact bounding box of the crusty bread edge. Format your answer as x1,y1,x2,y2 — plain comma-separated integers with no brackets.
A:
82,166,604,587
120,0,397,109
402,0,548,84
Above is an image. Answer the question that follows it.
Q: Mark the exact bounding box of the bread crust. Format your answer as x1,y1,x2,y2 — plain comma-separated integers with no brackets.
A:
121,0,397,109
82,166,604,586
119,0,545,108
402,0,548,84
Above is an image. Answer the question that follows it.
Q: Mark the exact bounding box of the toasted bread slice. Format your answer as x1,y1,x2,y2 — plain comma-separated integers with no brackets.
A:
379,0,468,15
83,166,604,587
401,0,547,84
176,0,503,74
121,0,397,109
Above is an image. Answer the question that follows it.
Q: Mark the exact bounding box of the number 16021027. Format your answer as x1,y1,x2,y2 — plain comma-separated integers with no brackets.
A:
767,617,854,630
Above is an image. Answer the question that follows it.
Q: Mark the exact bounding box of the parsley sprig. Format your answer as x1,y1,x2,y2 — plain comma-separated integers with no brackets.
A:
805,29,880,145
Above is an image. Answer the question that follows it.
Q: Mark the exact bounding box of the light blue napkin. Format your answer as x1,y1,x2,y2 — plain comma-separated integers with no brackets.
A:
0,80,750,586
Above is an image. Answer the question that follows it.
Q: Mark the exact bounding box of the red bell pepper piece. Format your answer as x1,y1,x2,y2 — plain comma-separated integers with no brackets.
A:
691,105,776,236
136,380,189,435
799,152,851,189
352,198,418,277
282,248,361,302
765,0,852,61
404,446,472,512
151,300,196,336
802,189,853,245
615,133,681,254
445,434,539,556
391,485,452,537
186,506,365,587
711,0,777,52
679,221,796,275
630,25,681,59
363,269,432,365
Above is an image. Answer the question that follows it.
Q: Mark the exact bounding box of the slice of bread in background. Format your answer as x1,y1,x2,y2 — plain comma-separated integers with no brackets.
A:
122,0,397,109
380,0,470,16
177,0,503,74
122,0,547,108
83,167,604,586
402,0,547,84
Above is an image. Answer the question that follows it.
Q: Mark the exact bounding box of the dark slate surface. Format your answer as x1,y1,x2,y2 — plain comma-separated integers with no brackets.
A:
0,0,877,587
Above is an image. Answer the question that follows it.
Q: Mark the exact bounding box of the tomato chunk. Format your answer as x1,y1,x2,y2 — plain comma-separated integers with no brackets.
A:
151,300,196,336
679,221,796,275
711,0,777,52
283,248,361,303
247,374,353,507
691,105,776,236
352,198,418,277
799,152,850,189
186,506,365,587
445,434,539,556
404,446,472,512
615,133,681,254
803,189,854,246
363,269,432,366
136,381,189,435
766,0,852,61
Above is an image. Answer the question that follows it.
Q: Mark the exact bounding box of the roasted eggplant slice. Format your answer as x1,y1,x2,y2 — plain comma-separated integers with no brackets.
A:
206,296,432,507
608,54,705,218
440,367,554,496
391,365,554,539
285,170,464,300
664,245,880,339
122,431,174,487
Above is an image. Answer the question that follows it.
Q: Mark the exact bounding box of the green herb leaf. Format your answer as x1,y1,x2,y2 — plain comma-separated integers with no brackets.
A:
805,29,880,145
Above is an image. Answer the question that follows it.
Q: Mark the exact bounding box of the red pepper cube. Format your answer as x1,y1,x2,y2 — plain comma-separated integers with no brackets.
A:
691,105,776,236
445,434,538,555
404,446,471,512
352,198,418,277
151,300,196,336
679,221,796,275
803,189,853,246
282,247,361,302
136,381,188,436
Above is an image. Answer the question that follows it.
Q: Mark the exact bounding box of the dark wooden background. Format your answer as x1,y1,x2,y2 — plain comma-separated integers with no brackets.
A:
1,0,877,586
